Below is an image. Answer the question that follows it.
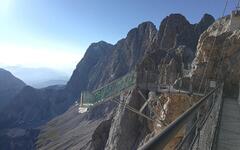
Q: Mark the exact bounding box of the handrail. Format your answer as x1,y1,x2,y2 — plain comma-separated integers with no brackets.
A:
210,90,224,149
138,85,221,150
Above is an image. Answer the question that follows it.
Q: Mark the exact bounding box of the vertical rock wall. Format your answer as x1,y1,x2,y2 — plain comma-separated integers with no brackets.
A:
105,89,150,150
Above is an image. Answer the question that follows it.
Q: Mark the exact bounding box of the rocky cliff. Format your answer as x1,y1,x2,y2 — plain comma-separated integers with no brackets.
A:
67,22,157,99
192,13,240,97
153,14,214,52
0,68,26,111
35,13,214,150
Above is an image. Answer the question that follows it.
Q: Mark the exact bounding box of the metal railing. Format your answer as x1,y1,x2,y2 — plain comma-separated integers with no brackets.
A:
210,88,224,150
138,85,221,150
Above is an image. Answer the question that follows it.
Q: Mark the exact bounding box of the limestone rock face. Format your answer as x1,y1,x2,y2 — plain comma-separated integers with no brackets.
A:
67,22,157,97
66,41,114,97
154,14,214,52
195,14,216,36
192,14,240,95
156,14,192,50
139,45,194,85
139,14,214,86
144,94,200,150
105,90,149,150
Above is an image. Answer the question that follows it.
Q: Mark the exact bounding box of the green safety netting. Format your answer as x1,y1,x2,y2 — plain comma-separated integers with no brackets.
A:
82,71,137,104
82,70,161,105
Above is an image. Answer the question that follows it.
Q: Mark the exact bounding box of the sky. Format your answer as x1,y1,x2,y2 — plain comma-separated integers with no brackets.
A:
0,0,238,75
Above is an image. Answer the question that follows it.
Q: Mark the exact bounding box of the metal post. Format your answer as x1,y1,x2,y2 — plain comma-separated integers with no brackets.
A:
237,0,240,11
80,93,83,107
238,81,240,105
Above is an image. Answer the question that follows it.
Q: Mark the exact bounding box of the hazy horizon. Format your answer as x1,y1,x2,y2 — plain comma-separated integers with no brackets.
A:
2,65,69,87
0,0,238,74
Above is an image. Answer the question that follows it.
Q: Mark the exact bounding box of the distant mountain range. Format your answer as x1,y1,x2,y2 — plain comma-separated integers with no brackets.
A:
32,79,67,88
3,66,69,88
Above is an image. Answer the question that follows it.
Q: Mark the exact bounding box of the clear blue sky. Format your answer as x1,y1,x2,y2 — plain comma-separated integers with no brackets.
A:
0,0,238,74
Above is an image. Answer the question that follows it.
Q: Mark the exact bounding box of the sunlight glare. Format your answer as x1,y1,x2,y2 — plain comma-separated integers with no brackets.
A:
0,44,83,74
0,0,12,16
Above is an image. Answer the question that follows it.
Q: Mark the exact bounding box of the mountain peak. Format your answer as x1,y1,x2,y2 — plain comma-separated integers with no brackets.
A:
0,68,26,88
0,68,26,110
167,13,190,24
198,13,215,28
90,41,113,47
137,21,156,29
86,41,113,54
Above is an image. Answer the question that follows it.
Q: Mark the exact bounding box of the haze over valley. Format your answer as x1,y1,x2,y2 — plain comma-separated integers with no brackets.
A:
3,66,69,88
